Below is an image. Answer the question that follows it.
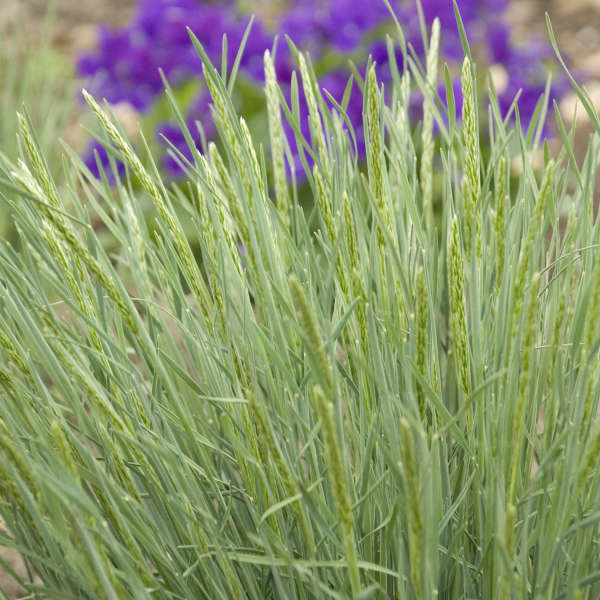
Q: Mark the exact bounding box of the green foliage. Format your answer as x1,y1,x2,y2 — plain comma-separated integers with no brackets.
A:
1,20,600,600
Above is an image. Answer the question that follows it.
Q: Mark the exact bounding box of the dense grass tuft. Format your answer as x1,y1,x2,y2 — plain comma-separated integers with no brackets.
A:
0,15,600,599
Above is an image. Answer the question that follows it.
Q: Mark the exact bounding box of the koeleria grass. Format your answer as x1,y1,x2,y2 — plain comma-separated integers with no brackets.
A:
0,10,599,600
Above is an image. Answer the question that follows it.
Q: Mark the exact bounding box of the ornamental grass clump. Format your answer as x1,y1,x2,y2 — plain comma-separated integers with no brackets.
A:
2,12,600,599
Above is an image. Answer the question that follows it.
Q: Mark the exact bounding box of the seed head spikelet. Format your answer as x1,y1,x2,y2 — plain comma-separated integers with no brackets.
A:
344,192,367,345
201,155,243,278
314,166,335,245
0,456,32,517
0,328,30,380
494,156,507,297
264,49,290,230
396,70,411,161
84,89,214,325
508,272,540,505
400,418,423,597
289,274,334,395
51,420,79,480
239,116,283,272
421,18,440,230
0,433,40,502
209,141,251,254
0,366,14,393
203,67,249,187
124,192,149,286
239,116,267,203
365,65,394,318
196,181,227,333
17,112,61,209
313,384,360,596
461,57,480,255
366,65,390,241
11,161,134,329
41,220,108,363
343,192,359,278
511,161,554,344
314,167,349,299
447,216,470,397
298,53,329,171
83,90,160,202
415,266,429,420
41,217,129,421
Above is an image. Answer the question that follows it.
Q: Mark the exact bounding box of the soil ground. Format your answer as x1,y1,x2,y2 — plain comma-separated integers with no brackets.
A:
1,0,600,597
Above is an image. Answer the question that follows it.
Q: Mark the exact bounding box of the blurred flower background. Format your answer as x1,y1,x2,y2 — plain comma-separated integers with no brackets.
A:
4,0,595,185
72,0,572,180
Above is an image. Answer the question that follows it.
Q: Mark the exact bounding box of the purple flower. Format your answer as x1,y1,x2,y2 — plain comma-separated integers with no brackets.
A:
82,139,125,182
488,22,511,63
279,68,366,180
321,0,396,51
77,0,570,182
156,90,215,177
78,0,273,109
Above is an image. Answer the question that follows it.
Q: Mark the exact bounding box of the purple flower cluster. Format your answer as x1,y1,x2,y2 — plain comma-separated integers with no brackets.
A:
78,0,271,110
78,0,567,179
